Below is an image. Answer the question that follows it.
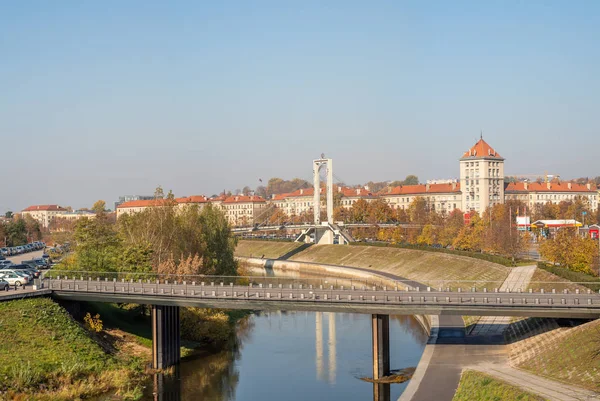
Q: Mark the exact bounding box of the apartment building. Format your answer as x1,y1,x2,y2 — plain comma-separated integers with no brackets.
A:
380,183,462,213
220,195,268,226
271,186,375,218
505,181,598,211
53,210,97,221
21,205,68,228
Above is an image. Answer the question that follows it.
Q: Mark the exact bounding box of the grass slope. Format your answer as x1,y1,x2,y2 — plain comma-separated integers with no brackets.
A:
288,244,511,289
515,319,600,391
527,268,589,293
453,370,547,401
0,297,144,400
235,240,304,259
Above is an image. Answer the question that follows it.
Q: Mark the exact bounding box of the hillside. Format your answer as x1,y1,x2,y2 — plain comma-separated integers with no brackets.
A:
0,297,145,400
235,240,304,259
236,241,511,289
508,318,600,391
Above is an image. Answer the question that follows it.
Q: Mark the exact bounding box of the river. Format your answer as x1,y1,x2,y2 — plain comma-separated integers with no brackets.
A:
141,269,428,401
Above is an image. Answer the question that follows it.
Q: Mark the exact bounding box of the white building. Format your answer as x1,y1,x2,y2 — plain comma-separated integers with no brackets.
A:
459,138,505,213
21,205,68,228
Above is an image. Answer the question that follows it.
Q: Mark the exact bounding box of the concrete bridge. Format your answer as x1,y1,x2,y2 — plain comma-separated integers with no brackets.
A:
42,273,600,373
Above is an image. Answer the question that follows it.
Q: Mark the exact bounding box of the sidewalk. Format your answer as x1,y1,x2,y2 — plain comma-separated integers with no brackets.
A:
469,265,536,336
469,363,600,401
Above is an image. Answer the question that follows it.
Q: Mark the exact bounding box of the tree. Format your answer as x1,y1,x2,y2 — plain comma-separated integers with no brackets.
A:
92,200,107,215
367,199,394,224
4,219,28,246
403,175,419,185
408,197,428,225
4,211,12,219
417,224,436,246
438,209,464,247
71,217,123,272
242,186,252,196
350,199,370,223
540,228,598,274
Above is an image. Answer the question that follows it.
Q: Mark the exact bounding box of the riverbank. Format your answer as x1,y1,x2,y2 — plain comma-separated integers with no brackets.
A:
236,241,511,289
0,297,147,400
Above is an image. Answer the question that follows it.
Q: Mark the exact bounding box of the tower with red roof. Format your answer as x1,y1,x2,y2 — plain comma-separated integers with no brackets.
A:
459,136,505,214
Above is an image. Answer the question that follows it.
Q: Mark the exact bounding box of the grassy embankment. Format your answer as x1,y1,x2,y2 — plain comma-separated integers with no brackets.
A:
236,240,512,290
0,298,146,401
234,240,304,260
452,370,547,401
507,318,600,391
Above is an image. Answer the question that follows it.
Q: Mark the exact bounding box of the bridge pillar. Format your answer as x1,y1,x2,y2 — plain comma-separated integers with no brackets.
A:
372,314,390,380
152,305,180,370
373,383,391,401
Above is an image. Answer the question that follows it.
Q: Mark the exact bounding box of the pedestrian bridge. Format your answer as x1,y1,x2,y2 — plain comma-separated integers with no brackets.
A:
46,274,600,319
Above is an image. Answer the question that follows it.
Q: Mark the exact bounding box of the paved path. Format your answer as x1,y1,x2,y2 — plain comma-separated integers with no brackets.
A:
4,249,45,265
399,264,599,401
470,363,600,401
469,265,536,336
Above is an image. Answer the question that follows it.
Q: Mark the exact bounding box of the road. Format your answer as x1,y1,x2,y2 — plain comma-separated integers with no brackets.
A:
5,249,45,264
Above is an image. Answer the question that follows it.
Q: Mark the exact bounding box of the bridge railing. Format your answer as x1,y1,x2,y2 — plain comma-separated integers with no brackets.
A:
43,271,600,296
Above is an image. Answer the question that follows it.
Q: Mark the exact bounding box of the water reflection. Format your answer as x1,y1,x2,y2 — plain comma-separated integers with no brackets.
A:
146,311,424,401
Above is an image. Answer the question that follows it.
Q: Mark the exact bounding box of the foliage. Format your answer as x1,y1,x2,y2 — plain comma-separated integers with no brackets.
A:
3,217,41,246
118,188,238,276
83,313,103,333
180,308,235,346
539,228,599,274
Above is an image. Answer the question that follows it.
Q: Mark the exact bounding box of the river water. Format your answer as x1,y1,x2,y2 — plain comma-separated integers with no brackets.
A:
141,270,428,401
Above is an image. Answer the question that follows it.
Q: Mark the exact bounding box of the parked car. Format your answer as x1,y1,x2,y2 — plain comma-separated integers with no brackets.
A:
0,271,29,286
7,265,38,279
33,258,50,269
0,278,8,291
0,248,8,256
0,260,14,268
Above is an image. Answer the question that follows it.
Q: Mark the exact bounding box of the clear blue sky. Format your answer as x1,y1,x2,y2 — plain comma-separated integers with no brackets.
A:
1,1,598,212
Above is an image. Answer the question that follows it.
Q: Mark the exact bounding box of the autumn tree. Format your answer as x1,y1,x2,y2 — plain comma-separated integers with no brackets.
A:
540,228,598,275
408,197,429,225
438,209,464,247
367,199,394,224
350,199,370,223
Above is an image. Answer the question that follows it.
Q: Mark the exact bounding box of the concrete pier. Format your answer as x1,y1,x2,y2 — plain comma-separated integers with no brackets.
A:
372,314,390,380
373,383,391,401
152,305,181,369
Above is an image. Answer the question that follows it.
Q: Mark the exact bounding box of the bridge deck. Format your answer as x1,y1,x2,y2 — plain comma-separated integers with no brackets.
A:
47,278,600,318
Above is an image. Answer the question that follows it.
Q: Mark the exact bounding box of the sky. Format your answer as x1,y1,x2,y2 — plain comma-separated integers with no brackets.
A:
1,1,599,212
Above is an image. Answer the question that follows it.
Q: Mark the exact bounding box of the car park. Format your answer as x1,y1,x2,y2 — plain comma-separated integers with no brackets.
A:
0,278,8,291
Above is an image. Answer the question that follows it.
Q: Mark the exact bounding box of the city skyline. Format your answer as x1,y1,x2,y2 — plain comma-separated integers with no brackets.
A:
2,1,599,213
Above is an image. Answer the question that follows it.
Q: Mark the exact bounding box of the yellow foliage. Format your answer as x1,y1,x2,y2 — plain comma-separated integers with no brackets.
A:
83,313,103,333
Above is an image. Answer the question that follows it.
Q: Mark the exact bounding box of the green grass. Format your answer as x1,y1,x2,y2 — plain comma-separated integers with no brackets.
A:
286,244,511,290
235,240,305,259
453,370,547,401
0,297,146,399
515,319,600,391
0,298,114,387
